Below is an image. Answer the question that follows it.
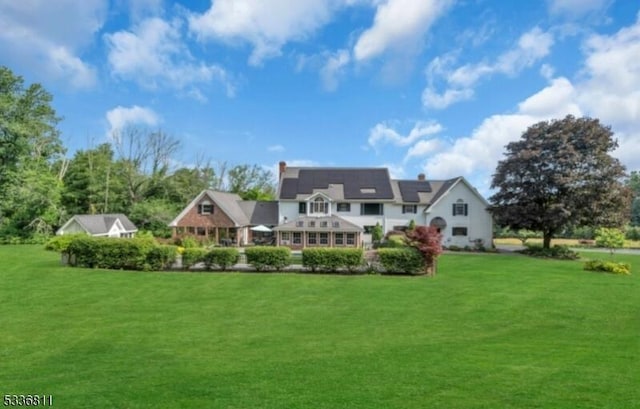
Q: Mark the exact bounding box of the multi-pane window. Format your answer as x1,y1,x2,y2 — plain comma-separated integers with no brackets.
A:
299,202,306,214
337,203,350,212
402,205,417,214
281,232,290,241
308,232,317,245
293,232,302,244
332,221,340,228
320,221,328,228
346,233,355,245
453,199,468,216
198,203,214,214
335,233,344,245
309,221,316,227
319,233,328,245
360,203,383,215
310,197,329,214
452,227,468,236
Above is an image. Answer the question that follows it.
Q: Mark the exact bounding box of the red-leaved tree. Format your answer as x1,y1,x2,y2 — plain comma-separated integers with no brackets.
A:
405,226,443,276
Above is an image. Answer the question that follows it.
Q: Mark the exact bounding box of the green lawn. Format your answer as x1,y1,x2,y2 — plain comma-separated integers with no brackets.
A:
1,246,639,408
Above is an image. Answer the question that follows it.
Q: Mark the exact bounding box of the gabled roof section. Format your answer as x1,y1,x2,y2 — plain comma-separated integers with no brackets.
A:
57,214,138,235
168,190,249,227
279,168,394,200
425,177,490,211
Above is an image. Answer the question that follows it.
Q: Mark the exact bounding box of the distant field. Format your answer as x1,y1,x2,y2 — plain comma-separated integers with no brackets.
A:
1,245,639,408
495,237,640,248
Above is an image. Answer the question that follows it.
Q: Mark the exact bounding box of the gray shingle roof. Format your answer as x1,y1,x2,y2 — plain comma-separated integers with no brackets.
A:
69,214,137,235
238,201,279,225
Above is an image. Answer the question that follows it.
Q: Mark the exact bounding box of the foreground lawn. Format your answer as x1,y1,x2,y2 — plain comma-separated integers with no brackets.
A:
495,237,640,248
1,246,639,408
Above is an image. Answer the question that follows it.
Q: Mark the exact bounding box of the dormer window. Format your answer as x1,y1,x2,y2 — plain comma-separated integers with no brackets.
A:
310,197,329,214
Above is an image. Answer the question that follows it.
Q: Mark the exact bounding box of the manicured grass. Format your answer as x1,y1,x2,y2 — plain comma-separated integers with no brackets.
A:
1,246,639,408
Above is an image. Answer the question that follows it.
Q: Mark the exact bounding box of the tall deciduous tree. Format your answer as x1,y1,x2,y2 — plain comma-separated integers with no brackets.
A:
0,66,65,238
490,115,630,248
227,164,276,200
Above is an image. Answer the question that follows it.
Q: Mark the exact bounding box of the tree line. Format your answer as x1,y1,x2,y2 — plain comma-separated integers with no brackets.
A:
0,66,275,241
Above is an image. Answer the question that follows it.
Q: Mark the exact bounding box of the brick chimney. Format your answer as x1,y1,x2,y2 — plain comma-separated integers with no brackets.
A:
418,173,426,181
279,161,287,178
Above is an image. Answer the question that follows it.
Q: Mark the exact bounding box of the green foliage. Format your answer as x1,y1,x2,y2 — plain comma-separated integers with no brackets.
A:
371,222,383,243
515,229,540,245
584,259,631,275
407,219,416,231
520,244,580,260
490,115,630,248
377,248,424,275
245,246,291,271
44,233,86,253
377,234,406,248
302,248,364,273
181,248,207,270
67,236,152,270
179,236,200,248
202,248,240,271
626,226,640,241
129,199,178,238
227,164,276,200
595,227,625,255
145,245,179,271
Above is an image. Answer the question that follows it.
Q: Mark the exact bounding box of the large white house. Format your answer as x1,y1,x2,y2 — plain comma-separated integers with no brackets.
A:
169,162,494,249
274,162,493,249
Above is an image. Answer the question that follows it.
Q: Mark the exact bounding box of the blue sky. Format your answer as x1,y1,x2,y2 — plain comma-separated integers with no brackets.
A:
1,0,639,195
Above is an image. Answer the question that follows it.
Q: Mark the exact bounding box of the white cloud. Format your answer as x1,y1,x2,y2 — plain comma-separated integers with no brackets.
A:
423,27,554,109
353,0,453,61
412,13,640,191
106,105,161,138
320,49,351,91
380,163,406,180
189,0,339,66
368,121,443,149
405,139,442,161
105,17,235,98
422,87,474,110
0,0,106,89
267,145,285,153
547,0,611,17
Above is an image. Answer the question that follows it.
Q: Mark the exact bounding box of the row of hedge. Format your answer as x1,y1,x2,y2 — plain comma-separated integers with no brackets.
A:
46,236,429,274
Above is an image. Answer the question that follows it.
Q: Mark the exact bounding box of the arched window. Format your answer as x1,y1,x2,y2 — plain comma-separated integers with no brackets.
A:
311,197,329,214
452,199,468,216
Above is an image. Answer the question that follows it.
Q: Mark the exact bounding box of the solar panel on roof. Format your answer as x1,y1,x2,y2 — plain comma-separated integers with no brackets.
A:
398,181,432,203
280,169,393,199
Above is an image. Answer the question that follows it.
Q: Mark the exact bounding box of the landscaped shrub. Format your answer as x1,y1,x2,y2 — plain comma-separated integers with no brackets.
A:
377,248,424,275
626,226,640,241
520,244,579,260
595,227,625,255
145,245,179,271
67,236,152,270
44,233,86,254
584,259,631,275
181,248,207,270
245,246,291,271
302,248,364,273
202,248,240,271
